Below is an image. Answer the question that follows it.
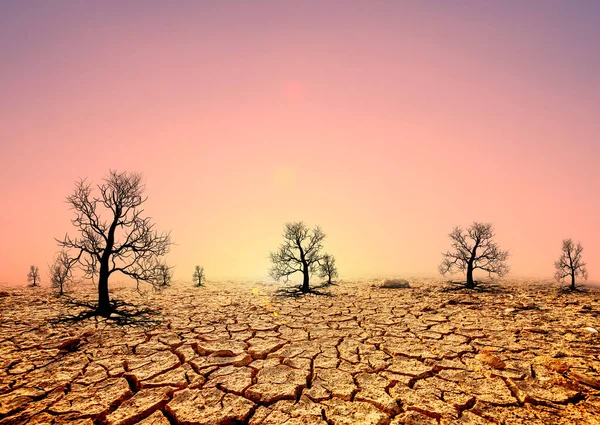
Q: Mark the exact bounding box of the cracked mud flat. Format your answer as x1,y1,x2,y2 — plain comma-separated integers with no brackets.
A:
1,279,599,424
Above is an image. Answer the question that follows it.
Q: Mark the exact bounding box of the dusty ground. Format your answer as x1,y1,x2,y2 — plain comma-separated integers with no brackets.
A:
1,278,599,425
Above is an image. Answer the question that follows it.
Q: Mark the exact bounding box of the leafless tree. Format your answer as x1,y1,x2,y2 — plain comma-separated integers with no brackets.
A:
193,265,205,287
555,239,587,291
27,265,40,287
319,253,338,285
269,222,326,293
49,250,74,296
439,222,509,289
153,261,173,288
57,170,172,317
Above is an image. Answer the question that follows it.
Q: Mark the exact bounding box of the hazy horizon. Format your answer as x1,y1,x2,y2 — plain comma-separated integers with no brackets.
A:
2,1,599,286
3,272,600,290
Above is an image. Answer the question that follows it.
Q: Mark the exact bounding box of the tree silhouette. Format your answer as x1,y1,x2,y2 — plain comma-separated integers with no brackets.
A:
439,222,509,289
27,265,40,287
193,265,205,287
153,262,173,287
269,222,326,293
319,253,338,285
554,239,587,291
49,250,74,296
57,170,172,317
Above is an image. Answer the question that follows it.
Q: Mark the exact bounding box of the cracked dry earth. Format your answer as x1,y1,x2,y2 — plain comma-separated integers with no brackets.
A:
1,280,600,425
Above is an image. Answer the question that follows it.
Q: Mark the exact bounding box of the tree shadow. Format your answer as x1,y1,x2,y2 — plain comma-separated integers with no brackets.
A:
439,280,505,294
50,298,161,327
558,284,590,294
273,284,334,299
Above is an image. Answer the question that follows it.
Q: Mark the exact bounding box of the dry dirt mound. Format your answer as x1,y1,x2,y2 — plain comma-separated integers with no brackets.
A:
380,279,411,289
0,280,599,424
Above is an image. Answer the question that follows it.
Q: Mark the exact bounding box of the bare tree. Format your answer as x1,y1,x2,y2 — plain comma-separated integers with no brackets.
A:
319,253,338,285
269,222,326,293
439,222,509,289
49,250,74,296
153,262,173,288
555,239,587,291
193,265,205,287
27,265,40,287
57,170,172,317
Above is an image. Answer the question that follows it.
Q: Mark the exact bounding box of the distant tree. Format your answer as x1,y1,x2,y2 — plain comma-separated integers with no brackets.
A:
49,250,74,296
269,222,327,293
57,170,172,317
319,253,338,285
193,265,205,287
554,239,587,291
154,262,173,287
439,222,509,289
27,265,40,287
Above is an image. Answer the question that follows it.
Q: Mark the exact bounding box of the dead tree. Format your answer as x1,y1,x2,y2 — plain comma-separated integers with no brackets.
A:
57,170,172,317
49,250,74,296
27,265,40,287
439,222,509,289
154,262,173,287
319,253,338,285
269,222,326,293
554,239,587,291
193,265,205,287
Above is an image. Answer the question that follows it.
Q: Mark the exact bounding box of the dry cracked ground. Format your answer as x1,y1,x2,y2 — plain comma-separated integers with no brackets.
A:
1,279,600,425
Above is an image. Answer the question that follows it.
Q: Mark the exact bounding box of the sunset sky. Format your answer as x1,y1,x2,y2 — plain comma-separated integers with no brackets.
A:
1,1,599,286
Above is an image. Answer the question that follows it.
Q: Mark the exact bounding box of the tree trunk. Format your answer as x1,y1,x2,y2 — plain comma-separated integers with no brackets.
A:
466,263,475,289
97,217,118,317
301,270,310,293
97,261,111,317
571,271,576,291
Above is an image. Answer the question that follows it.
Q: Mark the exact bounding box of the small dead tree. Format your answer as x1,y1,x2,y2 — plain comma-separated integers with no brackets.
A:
27,265,40,287
554,239,587,291
193,265,205,287
49,250,74,296
439,222,509,289
319,253,338,285
269,222,326,293
57,170,172,317
154,262,173,288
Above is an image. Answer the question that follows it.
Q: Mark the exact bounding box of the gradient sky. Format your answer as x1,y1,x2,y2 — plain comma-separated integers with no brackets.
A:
1,1,599,286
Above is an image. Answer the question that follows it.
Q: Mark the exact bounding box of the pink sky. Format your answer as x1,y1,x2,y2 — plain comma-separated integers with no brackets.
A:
1,2,599,285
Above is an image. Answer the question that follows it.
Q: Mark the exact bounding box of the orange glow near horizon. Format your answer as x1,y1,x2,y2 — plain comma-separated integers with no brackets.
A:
1,2,599,286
